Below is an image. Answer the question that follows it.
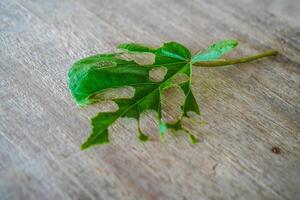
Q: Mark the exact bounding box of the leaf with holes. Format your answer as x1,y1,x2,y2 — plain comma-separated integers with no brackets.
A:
68,40,278,150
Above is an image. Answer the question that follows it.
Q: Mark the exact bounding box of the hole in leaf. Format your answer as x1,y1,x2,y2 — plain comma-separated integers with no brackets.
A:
89,86,135,101
117,52,155,65
92,61,117,68
161,85,185,124
84,100,119,115
139,110,159,140
171,73,189,84
149,67,168,82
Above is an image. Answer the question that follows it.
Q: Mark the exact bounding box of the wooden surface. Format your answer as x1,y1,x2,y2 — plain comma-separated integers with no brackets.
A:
1,0,299,199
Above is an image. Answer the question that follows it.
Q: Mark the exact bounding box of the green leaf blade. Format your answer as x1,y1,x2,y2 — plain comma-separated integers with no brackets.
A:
68,41,193,149
68,56,155,106
117,41,191,64
184,91,200,116
117,43,154,53
191,39,238,63
80,129,109,150
156,42,191,61
80,111,118,150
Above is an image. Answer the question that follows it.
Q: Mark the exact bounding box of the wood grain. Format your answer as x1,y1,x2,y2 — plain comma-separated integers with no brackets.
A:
0,0,299,199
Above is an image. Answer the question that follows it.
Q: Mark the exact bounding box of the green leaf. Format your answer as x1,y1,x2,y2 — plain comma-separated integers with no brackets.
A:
166,121,182,131
68,39,277,149
138,132,149,142
117,43,154,53
191,39,238,63
155,42,191,61
117,41,191,64
189,133,200,144
69,41,197,149
184,91,200,116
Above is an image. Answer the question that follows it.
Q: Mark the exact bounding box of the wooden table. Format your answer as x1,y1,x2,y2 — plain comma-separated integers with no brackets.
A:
1,0,299,199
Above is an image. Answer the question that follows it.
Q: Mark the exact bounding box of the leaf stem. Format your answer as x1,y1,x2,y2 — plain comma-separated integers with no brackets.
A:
193,50,278,67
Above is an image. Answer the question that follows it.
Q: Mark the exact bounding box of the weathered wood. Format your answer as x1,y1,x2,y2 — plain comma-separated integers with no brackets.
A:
0,0,299,199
